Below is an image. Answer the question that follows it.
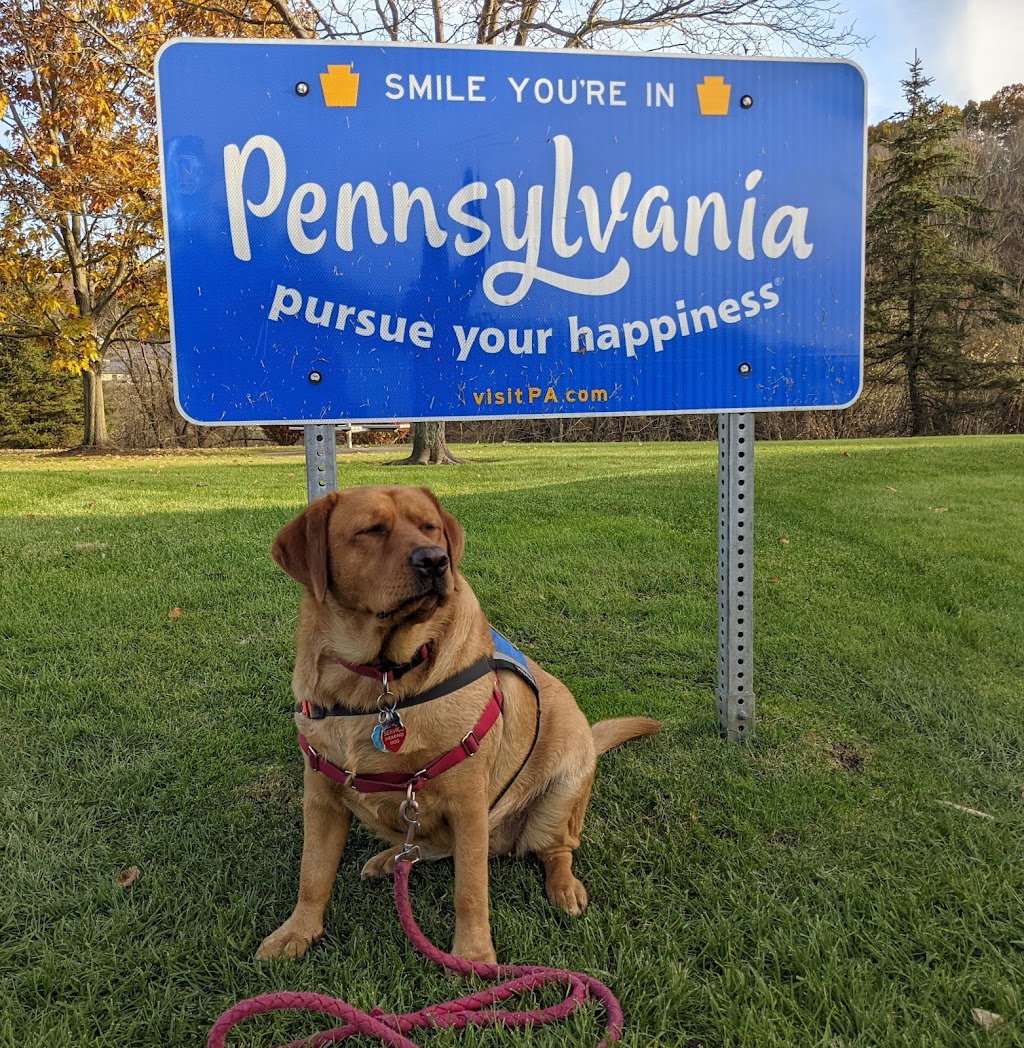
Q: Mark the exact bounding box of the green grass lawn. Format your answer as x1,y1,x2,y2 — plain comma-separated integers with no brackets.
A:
1,436,1023,1048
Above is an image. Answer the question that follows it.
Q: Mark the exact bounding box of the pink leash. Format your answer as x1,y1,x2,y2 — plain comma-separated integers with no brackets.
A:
208,859,624,1047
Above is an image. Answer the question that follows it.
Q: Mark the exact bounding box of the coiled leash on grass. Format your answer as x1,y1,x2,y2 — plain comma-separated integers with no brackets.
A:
207,856,624,1048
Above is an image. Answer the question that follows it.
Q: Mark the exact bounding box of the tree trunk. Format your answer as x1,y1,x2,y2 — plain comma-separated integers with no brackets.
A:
82,359,110,447
906,350,928,436
391,421,462,464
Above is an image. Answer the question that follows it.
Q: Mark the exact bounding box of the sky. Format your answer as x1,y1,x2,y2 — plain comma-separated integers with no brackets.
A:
845,0,1024,122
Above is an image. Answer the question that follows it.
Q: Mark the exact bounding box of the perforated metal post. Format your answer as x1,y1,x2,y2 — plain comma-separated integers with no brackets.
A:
304,424,338,503
717,413,755,741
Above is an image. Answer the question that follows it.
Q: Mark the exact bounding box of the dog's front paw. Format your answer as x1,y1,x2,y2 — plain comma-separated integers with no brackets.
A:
256,918,323,961
452,936,498,966
546,874,589,916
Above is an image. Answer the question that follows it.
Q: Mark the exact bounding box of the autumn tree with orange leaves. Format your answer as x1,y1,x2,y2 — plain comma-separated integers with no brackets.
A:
0,1,175,446
0,0,294,447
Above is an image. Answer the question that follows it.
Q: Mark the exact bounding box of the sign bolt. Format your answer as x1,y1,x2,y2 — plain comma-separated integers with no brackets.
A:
740,95,754,109
308,370,322,384
295,82,310,96
738,362,752,376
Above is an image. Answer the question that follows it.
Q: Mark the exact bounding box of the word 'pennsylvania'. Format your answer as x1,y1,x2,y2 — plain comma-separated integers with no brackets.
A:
225,134,813,307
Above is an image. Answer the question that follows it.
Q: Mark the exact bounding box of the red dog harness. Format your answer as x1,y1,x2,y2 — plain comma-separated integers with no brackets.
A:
296,630,539,798
298,678,504,795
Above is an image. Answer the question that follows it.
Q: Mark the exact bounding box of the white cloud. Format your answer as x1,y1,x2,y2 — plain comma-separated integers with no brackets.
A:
852,0,1024,118
946,0,1024,103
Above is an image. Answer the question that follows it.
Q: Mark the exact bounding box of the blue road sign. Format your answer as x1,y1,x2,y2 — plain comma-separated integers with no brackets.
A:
156,41,866,424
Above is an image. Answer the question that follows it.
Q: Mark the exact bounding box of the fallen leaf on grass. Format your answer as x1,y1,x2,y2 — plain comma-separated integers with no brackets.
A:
168,607,183,619
886,486,898,493
778,537,790,546
971,1009,1004,1031
937,800,995,820
842,451,850,457
86,500,97,511
769,576,781,585
931,507,949,513
115,866,141,888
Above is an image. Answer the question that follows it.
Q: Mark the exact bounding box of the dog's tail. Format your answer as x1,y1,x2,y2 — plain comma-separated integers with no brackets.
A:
591,717,663,756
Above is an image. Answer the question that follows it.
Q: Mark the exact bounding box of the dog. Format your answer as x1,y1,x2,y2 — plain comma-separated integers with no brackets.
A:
257,485,661,964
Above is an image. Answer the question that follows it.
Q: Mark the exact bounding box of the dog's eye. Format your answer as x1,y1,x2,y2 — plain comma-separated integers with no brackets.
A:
421,523,439,533
360,524,388,537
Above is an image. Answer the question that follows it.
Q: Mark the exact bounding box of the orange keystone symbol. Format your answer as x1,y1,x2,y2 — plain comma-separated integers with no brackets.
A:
320,64,360,107
697,75,731,116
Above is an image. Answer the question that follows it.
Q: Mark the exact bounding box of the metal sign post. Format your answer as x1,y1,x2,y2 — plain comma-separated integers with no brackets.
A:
304,424,338,502
156,41,867,738
717,413,754,739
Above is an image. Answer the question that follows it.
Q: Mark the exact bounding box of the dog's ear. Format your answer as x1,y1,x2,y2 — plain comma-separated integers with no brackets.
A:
271,493,336,601
420,487,465,570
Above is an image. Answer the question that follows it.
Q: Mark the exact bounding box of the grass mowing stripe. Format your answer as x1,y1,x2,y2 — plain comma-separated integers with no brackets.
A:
1,436,1022,1047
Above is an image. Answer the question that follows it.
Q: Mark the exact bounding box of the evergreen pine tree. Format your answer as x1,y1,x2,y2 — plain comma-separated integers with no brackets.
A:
866,55,1019,435
0,335,80,448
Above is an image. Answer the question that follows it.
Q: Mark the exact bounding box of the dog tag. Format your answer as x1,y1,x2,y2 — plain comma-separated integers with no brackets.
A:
372,708,406,753
380,722,407,753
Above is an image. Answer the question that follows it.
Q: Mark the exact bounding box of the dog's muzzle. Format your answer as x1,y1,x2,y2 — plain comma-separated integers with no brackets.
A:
409,546,450,591
409,546,449,579
374,547,450,619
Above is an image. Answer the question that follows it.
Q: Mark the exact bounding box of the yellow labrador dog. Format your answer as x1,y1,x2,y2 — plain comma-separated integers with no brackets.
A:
258,485,660,964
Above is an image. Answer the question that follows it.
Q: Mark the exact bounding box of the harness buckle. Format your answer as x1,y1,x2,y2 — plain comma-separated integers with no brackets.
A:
460,730,480,757
306,743,321,772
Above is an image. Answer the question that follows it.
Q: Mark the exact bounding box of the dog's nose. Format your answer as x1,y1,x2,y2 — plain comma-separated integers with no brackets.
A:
409,546,449,579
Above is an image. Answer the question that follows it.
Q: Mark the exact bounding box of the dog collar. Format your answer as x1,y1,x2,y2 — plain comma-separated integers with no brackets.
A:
297,679,504,795
333,644,430,683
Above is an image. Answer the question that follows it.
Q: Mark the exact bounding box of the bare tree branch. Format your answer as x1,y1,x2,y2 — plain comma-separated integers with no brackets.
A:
264,0,317,36
375,0,401,39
